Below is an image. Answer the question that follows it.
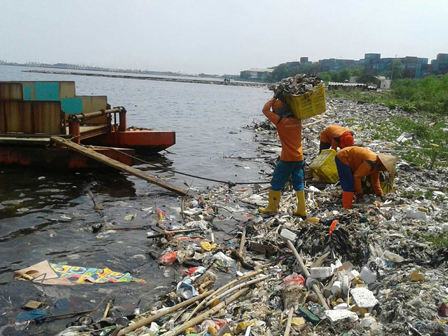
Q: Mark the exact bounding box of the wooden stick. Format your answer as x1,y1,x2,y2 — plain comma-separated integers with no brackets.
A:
117,290,214,336
103,300,113,319
206,269,262,301
51,136,187,196
199,280,213,293
284,307,294,336
39,309,94,321
285,240,330,310
205,275,269,307
160,288,249,336
185,269,262,322
146,228,201,238
237,228,247,272
106,227,147,231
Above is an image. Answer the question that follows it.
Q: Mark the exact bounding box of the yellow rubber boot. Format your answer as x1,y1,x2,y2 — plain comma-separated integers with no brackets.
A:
259,190,281,214
293,190,307,219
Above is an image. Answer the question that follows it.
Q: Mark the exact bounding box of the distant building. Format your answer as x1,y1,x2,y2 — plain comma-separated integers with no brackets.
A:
241,68,274,79
243,52,448,81
431,53,448,75
320,58,357,72
376,76,391,90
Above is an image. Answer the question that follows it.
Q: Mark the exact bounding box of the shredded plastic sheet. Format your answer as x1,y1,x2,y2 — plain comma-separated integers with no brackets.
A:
14,260,146,285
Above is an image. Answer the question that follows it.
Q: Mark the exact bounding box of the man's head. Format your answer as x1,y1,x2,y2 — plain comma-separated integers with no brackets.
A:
273,101,294,119
340,132,354,148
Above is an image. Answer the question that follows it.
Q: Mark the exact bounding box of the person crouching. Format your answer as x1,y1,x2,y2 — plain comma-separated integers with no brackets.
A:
335,147,397,209
319,125,354,153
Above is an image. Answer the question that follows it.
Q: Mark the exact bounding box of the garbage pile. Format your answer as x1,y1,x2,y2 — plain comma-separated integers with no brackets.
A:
24,97,448,335
273,74,324,97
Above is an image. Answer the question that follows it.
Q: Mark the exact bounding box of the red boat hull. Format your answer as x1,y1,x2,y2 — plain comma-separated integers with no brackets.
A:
0,146,135,168
83,130,176,152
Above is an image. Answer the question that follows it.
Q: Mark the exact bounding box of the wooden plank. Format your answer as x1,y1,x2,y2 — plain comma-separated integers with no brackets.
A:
0,101,6,133
50,136,188,196
5,101,33,133
33,101,63,134
59,82,76,99
0,137,51,145
0,83,23,100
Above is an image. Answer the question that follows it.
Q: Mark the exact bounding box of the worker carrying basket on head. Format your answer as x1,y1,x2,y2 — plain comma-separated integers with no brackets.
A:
258,92,307,219
335,147,397,209
319,125,354,153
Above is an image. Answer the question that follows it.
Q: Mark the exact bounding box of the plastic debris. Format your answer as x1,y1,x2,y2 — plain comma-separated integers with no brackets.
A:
410,269,426,282
325,309,358,323
351,287,379,308
49,96,448,336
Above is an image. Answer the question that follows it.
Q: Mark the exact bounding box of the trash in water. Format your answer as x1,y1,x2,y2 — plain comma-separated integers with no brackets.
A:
14,260,146,285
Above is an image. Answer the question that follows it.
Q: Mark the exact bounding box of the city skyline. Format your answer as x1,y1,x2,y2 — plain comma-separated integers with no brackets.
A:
1,0,447,74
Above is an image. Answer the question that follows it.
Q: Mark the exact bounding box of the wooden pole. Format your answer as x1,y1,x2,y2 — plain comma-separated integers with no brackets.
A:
284,307,294,336
161,288,249,336
185,269,262,322
50,136,187,196
39,309,95,321
117,290,214,336
204,275,269,307
286,240,329,310
237,228,247,272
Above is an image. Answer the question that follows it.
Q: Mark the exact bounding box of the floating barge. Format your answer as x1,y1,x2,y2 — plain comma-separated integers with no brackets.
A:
0,81,175,168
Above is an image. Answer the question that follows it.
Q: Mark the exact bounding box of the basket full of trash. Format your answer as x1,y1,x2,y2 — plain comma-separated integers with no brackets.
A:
274,74,326,120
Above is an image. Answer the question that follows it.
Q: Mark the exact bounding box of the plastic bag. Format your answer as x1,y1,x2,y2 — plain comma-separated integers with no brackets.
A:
158,251,178,265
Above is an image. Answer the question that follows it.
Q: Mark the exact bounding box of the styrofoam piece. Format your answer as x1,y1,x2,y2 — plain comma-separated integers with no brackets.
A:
331,281,342,294
351,287,379,308
350,270,360,279
280,228,297,242
334,303,348,310
338,273,350,295
324,309,358,322
360,314,376,327
309,267,333,279
360,267,376,284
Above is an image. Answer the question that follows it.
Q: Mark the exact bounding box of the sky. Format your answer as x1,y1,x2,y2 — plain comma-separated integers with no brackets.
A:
1,0,447,75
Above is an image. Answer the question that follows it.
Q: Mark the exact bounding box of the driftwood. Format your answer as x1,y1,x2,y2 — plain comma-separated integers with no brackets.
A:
51,136,187,196
184,270,262,322
204,275,269,307
231,249,254,270
285,240,330,310
117,290,214,336
160,288,250,336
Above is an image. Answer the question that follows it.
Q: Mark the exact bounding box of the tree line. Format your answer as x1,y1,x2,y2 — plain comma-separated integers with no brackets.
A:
241,60,405,84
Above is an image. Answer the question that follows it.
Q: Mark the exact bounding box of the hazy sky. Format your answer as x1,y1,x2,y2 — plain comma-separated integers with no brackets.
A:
1,0,447,75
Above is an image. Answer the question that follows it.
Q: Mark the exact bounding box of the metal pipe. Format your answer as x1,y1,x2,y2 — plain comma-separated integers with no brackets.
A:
69,107,124,122
68,120,80,144
118,107,127,131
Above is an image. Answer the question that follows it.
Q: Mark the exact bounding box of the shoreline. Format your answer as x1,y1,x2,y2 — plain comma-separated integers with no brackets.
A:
22,69,267,88
3,97,448,335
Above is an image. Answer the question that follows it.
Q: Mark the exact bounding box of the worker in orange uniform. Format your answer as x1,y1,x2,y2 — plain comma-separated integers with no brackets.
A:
335,147,397,209
319,125,354,153
258,94,307,218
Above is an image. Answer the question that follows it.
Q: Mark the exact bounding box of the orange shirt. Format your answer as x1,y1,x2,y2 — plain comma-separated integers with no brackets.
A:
262,98,303,162
320,125,352,150
337,147,383,196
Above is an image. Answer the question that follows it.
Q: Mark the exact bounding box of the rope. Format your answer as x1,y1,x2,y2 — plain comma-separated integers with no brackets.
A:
111,148,270,186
